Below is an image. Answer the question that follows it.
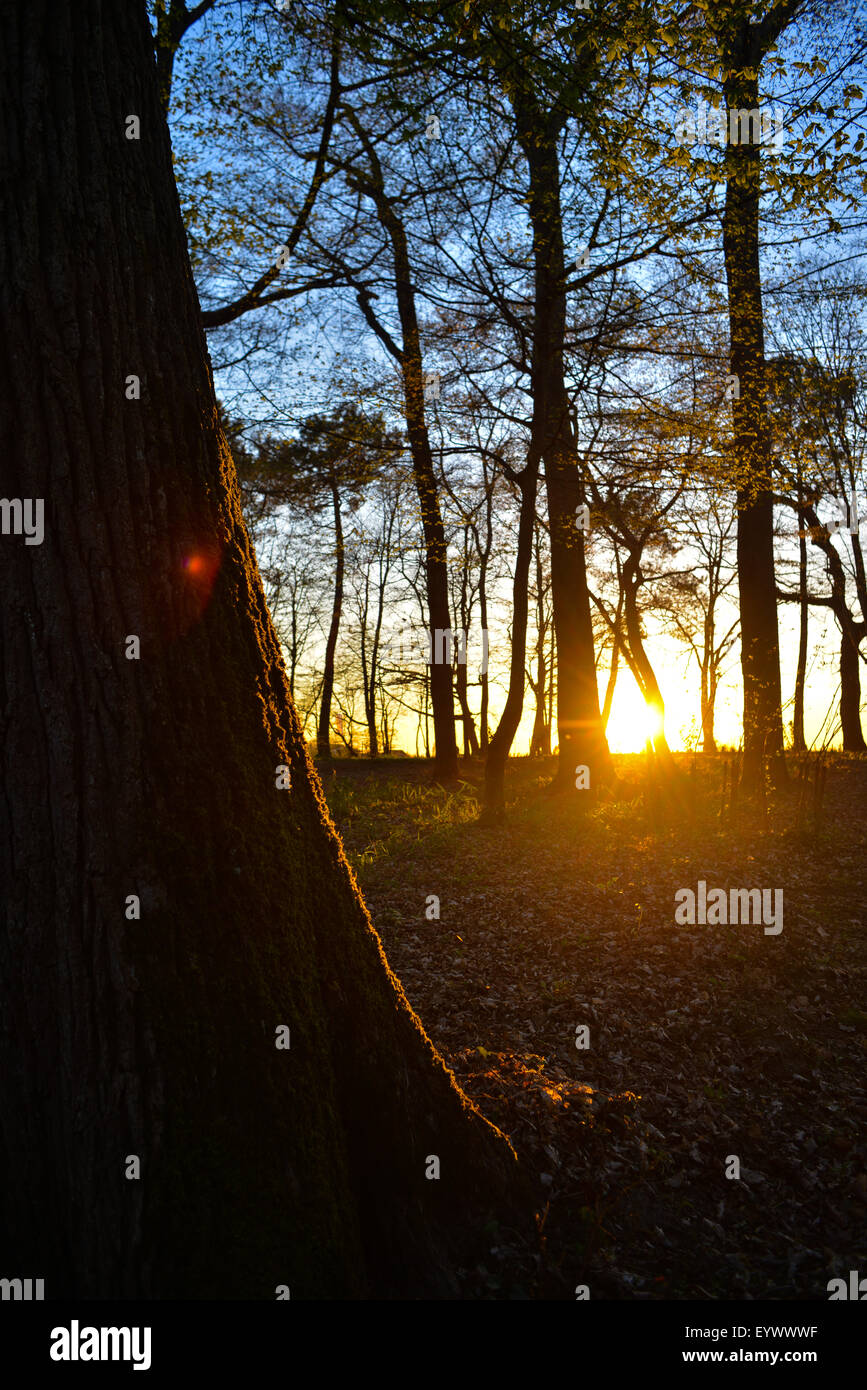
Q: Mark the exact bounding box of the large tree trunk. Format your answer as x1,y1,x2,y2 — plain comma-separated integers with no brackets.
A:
515,105,611,790
317,478,344,758
722,57,785,793
0,0,517,1299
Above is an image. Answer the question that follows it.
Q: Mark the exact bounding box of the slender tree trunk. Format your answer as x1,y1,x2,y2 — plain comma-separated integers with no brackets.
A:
851,529,867,628
700,657,718,754
317,479,344,758
479,580,490,752
352,150,458,780
600,594,624,734
379,690,390,753
403,409,457,780
515,103,611,791
357,575,379,759
623,557,676,771
454,561,479,757
793,511,808,750
455,535,477,757
529,658,550,757
478,485,493,753
600,641,618,735
423,665,431,758
529,530,550,756
365,568,388,759
701,608,719,753
529,682,547,756
289,603,298,699
547,609,556,741
839,625,867,751
722,63,785,792
0,0,518,1298
364,662,379,759
800,500,867,751
364,667,379,758
544,400,609,783
455,669,479,757
483,465,539,817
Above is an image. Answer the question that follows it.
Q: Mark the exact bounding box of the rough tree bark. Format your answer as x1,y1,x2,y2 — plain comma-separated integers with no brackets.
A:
0,0,518,1299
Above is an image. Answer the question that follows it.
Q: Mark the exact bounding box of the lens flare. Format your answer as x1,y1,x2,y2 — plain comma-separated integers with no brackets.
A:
178,544,222,626
642,704,665,744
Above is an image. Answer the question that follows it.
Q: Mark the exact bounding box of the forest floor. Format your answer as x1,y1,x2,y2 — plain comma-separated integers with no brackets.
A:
323,751,867,1300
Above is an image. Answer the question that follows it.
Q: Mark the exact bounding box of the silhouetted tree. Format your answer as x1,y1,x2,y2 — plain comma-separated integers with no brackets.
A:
0,0,518,1298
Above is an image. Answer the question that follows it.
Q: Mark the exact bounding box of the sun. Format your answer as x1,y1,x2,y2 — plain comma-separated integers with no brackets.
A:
642,703,665,745
604,679,667,753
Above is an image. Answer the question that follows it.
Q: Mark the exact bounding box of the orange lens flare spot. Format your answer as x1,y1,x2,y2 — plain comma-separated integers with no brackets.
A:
182,549,219,584
178,547,223,627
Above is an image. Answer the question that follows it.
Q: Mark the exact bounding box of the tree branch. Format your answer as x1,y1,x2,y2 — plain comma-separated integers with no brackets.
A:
200,12,343,330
